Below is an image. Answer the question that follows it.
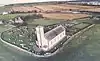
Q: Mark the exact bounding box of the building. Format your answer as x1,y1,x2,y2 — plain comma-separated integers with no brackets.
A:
13,16,24,24
2,12,8,15
36,25,66,52
0,20,3,24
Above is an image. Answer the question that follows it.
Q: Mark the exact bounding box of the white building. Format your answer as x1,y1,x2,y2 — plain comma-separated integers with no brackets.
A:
0,21,3,24
2,12,8,15
36,25,66,51
14,17,24,24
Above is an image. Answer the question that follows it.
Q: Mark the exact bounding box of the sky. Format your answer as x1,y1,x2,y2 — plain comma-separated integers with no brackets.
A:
0,0,71,4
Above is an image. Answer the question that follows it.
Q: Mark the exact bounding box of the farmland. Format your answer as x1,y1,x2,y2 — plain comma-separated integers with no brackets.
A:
0,13,32,20
0,2,100,61
1,3,100,20
1,3,98,20
41,13,89,20
9,4,100,13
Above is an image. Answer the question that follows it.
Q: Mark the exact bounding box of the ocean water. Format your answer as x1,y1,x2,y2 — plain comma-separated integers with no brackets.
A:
0,24,100,61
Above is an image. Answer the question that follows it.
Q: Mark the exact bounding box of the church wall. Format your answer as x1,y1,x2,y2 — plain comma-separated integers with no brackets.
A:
48,31,66,51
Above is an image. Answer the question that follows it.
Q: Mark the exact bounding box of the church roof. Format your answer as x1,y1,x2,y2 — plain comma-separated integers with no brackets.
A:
44,25,65,41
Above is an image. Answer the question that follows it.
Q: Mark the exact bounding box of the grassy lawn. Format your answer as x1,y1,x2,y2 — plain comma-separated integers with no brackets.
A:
1,26,36,52
0,13,33,20
0,13,65,26
27,19,62,25
74,23,90,29
0,14,18,20
75,18,92,23
0,25,13,32
0,6,10,12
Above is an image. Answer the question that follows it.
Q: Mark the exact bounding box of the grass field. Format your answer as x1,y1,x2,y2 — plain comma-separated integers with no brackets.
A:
0,6,10,13
0,13,90,20
26,19,62,25
0,14,18,20
0,14,64,26
0,13,33,20
0,22,99,61
0,13,92,26
0,15,100,61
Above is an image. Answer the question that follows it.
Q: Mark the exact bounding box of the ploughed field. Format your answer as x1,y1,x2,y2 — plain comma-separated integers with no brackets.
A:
1,3,97,20
10,4,100,13
1,21,90,54
41,13,89,20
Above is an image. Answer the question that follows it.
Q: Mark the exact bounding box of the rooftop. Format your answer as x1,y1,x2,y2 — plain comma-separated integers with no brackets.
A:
44,25,65,41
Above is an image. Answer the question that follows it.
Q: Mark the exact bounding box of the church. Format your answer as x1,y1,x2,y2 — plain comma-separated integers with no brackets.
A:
36,25,66,51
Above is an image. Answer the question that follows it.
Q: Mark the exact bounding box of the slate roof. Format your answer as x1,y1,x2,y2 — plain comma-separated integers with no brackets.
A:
44,25,65,41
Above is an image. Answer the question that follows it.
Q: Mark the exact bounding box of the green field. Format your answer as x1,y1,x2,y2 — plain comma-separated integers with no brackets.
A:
26,19,62,25
0,14,65,26
0,19,100,61
0,14,32,20
0,14,18,20
0,9,100,61
0,6,10,13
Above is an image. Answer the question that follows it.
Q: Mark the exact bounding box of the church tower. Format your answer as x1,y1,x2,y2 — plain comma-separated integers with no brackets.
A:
36,26,49,51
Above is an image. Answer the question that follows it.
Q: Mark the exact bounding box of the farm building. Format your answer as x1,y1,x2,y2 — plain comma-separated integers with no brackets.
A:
11,16,24,24
36,25,66,51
